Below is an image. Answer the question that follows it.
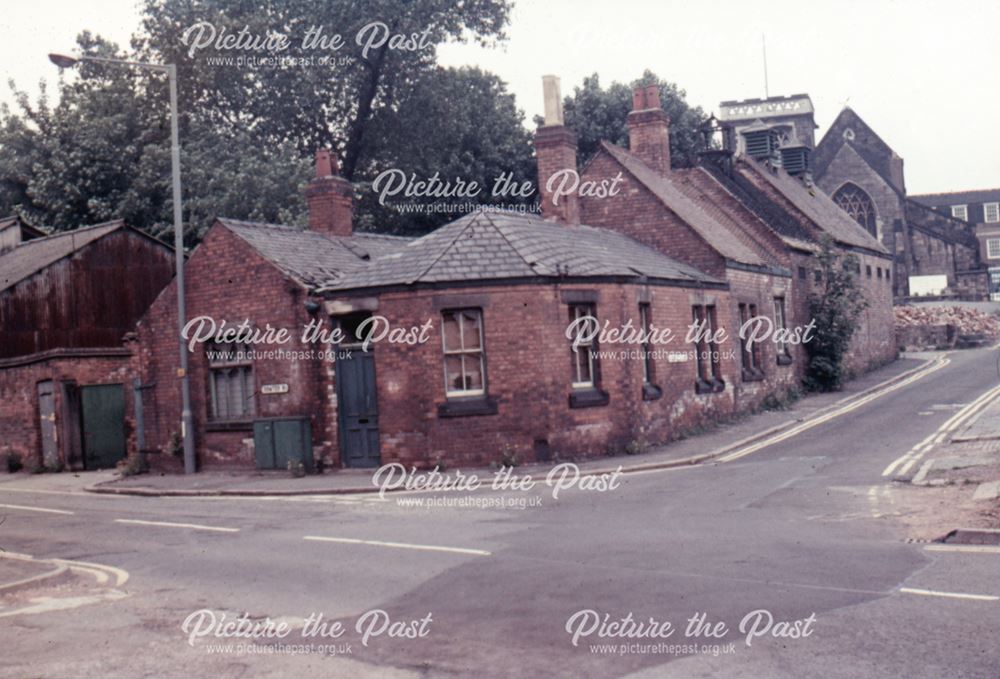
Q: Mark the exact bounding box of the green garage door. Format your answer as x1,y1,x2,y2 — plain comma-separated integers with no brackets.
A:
80,384,126,470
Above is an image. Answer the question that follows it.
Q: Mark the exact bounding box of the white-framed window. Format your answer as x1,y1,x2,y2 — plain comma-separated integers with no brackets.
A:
441,309,486,397
987,238,1000,260
638,303,656,386
207,341,255,421
984,202,1000,224
951,204,968,221
568,303,598,389
773,297,791,361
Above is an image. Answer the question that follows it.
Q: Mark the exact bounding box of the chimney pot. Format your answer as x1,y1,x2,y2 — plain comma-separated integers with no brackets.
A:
542,75,564,126
315,149,333,178
632,87,645,111
535,76,579,225
644,85,661,110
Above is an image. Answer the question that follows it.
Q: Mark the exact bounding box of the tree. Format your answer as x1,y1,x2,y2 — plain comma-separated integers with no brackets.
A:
356,65,535,235
1,1,531,239
804,237,870,392
0,33,310,243
137,0,512,180
546,71,709,168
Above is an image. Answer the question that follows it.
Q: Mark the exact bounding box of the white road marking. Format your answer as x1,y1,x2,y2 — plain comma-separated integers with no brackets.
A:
720,357,950,464
0,488,83,496
883,382,1000,477
303,535,491,556
924,544,1000,554
0,502,74,515
113,518,239,533
899,587,999,601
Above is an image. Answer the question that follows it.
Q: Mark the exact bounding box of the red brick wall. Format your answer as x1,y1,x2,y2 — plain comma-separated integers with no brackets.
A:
365,281,742,467
133,223,333,470
0,351,133,469
579,150,727,278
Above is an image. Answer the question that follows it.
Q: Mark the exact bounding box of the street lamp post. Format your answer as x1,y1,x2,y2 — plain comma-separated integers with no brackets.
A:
49,53,197,474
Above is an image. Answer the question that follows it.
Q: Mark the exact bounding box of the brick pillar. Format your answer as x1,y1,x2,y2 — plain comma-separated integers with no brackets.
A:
627,85,671,175
305,149,353,238
534,75,580,225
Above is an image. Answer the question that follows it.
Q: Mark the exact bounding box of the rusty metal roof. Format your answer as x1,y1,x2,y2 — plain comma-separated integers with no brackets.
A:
0,220,125,293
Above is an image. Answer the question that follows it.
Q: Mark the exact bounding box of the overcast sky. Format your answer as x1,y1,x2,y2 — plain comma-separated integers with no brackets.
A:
2,0,997,194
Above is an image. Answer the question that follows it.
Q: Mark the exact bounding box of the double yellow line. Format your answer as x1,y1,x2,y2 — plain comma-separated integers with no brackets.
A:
718,357,951,464
881,380,1000,478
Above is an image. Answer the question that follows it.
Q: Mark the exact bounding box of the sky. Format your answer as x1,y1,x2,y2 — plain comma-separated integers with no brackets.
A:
2,0,998,195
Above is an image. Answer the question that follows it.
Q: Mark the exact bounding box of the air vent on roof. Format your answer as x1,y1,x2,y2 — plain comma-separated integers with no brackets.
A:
780,145,809,176
741,121,782,163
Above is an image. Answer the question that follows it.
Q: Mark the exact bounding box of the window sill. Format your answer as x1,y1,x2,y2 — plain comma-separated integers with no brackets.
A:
776,353,793,366
741,368,766,382
569,388,610,409
695,378,726,395
206,420,254,432
642,383,663,401
438,396,498,418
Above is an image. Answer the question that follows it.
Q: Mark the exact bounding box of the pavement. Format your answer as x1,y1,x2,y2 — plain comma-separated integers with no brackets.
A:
886,360,1000,522
80,354,933,497
2,346,1000,677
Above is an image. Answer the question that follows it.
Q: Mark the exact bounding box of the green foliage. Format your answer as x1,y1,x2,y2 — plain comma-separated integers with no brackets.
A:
539,70,709,168
624,438,649,456
355,66,535,236
1,1,523,239
760,387,803,412
3,450,23,473
117,453,149,477
493,443,520,469
804,238,870,392
167,431,183,457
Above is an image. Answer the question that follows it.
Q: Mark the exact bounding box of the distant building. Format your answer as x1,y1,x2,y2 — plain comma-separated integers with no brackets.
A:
909,189,1000,300
810,107,985,298
717,94,818,160
718,98,990,299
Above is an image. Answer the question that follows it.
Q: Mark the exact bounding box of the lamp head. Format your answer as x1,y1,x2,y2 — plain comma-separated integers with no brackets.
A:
48,53,79,69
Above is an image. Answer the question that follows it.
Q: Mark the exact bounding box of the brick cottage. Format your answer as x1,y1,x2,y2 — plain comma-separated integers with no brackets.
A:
127,77,896,472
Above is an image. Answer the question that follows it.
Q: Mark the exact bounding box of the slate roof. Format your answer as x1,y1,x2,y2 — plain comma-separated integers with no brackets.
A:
736,158,889,254
698,160,820,253
599,142,767,267
670,167,789,268
318,210,722,292
0,220,125,293
909,188,1000,207
217,219,411,288
813,107,905,195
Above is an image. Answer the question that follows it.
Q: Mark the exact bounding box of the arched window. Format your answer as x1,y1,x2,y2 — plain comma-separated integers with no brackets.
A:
833,183,878,237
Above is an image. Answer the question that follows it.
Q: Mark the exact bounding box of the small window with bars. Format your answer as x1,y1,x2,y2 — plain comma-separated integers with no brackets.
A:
207,341,256,421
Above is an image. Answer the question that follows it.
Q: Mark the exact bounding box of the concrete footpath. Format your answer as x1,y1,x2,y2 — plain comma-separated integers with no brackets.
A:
63,354,938,498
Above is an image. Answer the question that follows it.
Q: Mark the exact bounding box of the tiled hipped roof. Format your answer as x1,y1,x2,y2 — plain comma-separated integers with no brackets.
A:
217,218,410,288
0,220,125,292
319,211,722,292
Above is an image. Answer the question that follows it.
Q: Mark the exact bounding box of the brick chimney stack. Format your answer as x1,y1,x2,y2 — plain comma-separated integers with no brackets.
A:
534,75,580,225
627,85,671,175
305,149,354,238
